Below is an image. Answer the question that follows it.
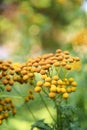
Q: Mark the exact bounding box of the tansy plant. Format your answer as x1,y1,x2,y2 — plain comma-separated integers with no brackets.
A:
0,49,81,130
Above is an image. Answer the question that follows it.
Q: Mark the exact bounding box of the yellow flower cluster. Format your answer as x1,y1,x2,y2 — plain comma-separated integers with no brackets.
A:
0,49,80,124
0,98,16,125
0,49,80,92
0,49,80,93
34,75,77,100
0,60,15,92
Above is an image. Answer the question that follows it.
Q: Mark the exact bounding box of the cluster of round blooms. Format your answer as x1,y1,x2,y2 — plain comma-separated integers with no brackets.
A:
24,90,34,102
34,75,77,100
0,60,35,92
0,98,16,125
0,60,15,92
0,49,80,124
0,49,80,90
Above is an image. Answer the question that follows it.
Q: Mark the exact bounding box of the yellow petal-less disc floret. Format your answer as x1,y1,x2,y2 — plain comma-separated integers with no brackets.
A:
53,76,59,81
65,81,69,85
69,78,74,83
58,79,63,85
65,64,71,70
41,75,47,80
29,94,34,100
62,85,66,88
61,88,66,93
67,87,72,93
49,92,56,98
56,87,61,93
51,80,57,85
23,75,29,81
54,62,60,67
50,85,57,92
44,82,51,87
71,87,76,92
34,86,41,92
71,81,77,87
24,97,29,102
36,81,43,86
45,77,51,82
28,73,34,78
62,92,69,99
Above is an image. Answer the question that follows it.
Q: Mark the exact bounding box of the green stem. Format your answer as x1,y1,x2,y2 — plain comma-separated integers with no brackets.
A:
56,105,59,130
55,66,62,79
13,85,24,97
13,85,36,121
42,87,48,97
57,104,61,130
64,70,71,78
0,95,23,99
39,93,56,122
25,103,36,121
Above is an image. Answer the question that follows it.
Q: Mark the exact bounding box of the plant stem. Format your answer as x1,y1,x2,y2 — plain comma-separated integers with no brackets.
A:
39,93,56,122
13,85,36,121
55,103,62,130
26,103,36,121
0,94,23,99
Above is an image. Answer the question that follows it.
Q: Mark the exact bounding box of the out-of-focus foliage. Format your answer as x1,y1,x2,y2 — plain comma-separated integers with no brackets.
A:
0,0,85,61
71,28,87,45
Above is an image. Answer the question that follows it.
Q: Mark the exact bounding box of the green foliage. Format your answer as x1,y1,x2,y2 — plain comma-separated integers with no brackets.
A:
31,119,52,130
0,0,85,59
31,104,81,130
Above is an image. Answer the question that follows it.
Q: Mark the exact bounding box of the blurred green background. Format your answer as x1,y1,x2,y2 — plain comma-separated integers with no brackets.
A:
0,0,87,130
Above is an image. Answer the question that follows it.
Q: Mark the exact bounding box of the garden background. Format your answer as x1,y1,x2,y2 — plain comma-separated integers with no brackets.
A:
0,0,87,130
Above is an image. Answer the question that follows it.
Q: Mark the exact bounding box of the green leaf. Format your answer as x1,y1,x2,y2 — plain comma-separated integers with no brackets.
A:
31,119,53,130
